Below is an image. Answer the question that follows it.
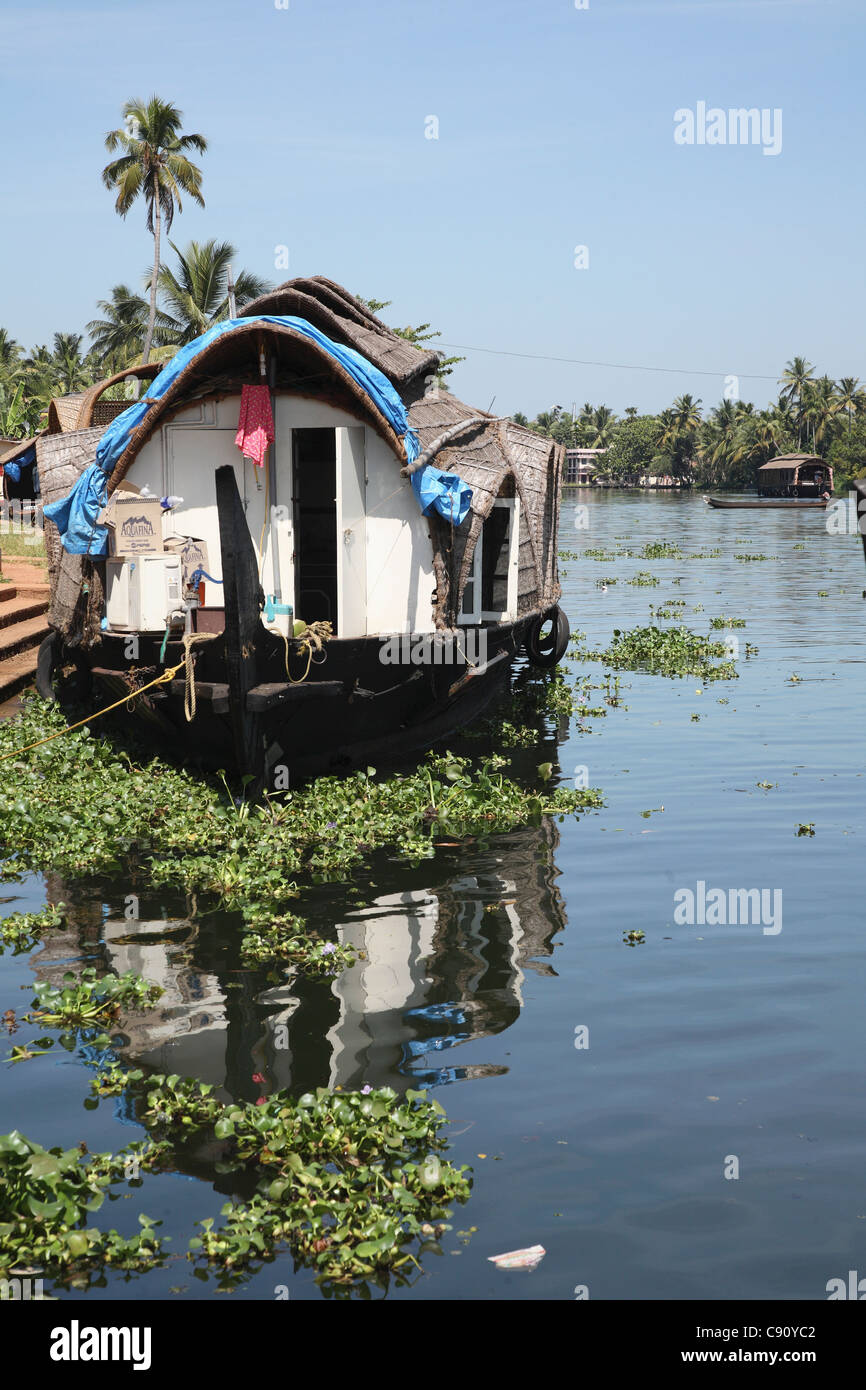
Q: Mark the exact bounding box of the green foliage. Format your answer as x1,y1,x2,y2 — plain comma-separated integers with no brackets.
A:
0,1131,164,1275
573,625,739,681
602,414,662,480
239,907,356,971
0,705,594,903
0,902,65,954
92,1067,471,1288
27,967,162,1029
709,615,746,628
640,541,683,558
627,571,660,587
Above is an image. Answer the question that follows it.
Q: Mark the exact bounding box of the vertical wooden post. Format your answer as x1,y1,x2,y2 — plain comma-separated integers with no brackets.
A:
216,464,263,782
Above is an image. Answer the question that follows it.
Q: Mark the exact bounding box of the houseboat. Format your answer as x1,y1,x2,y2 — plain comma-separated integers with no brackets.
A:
37,278,570,790
757,454,832,498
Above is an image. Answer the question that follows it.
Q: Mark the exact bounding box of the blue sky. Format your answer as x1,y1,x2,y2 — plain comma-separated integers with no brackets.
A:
2,0,864,416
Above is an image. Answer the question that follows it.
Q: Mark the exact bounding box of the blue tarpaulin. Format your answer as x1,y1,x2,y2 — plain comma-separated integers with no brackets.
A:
2,442,36,483
44,316,473,555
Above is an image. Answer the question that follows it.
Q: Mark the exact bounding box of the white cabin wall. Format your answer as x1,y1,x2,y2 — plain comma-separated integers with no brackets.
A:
120,394,436,632
364,432,436,635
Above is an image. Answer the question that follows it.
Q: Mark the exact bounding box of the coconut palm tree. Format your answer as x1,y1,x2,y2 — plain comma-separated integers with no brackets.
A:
51,333,91,395
834,376,865,436
590,405,617,448
800,376,838,453
780,357,815,447
151,240,270,345
102,97,207,364
0,329,23,378
87,285,150,368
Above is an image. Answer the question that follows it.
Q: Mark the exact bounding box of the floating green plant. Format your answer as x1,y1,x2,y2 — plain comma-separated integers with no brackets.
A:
627,571,661,587
572,625,738,681
0,705,596,896
0,902,65,954
26,968,162,1030
239,908,356,971
92,1066,471,1289
640,541,683,558
0,1131,164,1276
709,615,746,628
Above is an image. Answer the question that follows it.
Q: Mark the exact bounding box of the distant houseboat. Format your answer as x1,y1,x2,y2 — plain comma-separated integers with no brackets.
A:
37,279,570,789
757,454,832,498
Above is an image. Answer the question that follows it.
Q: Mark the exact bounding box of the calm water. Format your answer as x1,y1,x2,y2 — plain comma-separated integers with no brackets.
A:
2,491,864,1301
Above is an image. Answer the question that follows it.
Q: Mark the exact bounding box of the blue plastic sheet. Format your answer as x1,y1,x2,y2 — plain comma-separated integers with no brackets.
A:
2,442,35,483
44,316,473,554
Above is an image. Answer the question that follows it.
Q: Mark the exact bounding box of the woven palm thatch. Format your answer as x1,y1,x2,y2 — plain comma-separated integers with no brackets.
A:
36,426,104,645
101,319,414,496
403,385,562,625
46,364,163,436
0,435,39,468
240,277,441,388
46,394,87,434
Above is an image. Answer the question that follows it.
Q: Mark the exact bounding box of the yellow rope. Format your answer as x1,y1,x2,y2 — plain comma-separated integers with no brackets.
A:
277,620,332,684
181,632,218,722
0,632,218,761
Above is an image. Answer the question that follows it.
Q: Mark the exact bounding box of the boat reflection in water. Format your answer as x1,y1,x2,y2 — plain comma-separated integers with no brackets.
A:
36,819,567,1100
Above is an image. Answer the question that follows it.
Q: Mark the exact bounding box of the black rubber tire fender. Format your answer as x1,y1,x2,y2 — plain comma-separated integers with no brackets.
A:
36,632,61,701
525,605,570,668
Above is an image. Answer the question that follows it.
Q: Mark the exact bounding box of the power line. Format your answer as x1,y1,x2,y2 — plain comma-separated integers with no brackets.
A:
431,340,782,383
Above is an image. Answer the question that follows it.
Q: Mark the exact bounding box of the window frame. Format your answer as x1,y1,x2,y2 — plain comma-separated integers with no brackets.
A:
458,496,520,625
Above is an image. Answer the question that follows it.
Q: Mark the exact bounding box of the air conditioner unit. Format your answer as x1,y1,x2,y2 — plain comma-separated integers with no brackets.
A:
105,555,183,632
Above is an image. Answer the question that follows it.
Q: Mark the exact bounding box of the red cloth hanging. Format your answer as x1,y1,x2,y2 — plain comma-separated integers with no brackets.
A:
234,384,274,467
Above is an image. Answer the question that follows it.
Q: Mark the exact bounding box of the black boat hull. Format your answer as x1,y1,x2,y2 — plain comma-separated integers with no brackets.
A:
88,617,534,787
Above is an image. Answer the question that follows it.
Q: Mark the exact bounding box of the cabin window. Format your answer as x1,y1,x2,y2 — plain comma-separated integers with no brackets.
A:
459,498,520,624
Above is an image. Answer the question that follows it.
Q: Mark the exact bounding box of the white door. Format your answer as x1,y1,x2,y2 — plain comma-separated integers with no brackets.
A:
336,426,367,639
165,426,270,608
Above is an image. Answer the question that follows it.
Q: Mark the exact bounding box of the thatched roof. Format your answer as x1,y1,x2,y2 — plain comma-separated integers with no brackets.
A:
37,426,106,644
46,363,163,435
239,277,441,388
402,384,562,621
758,454,827,470
100,318,419,494
0,435,40,468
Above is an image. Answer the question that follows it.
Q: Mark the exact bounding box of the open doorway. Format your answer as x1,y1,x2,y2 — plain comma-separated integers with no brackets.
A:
293,428,337,629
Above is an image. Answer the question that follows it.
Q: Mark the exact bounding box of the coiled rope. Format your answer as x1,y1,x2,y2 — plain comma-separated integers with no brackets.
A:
278,619,333,684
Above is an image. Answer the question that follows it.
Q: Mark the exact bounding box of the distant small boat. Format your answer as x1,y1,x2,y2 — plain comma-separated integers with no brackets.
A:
705,496,828,510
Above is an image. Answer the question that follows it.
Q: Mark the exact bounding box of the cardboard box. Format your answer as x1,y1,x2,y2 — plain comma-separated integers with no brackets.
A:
100,486,164,556
164,535,210,592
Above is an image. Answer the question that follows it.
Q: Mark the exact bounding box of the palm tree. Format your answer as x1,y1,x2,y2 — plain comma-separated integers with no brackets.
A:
87,284,149,368
51,333,91,394
102,97,207,364
800,376,837,453
834,376,865,436
590,405,616,448
152,239,270,345
780,357,815,447
659,396,702,479
0,329,23,378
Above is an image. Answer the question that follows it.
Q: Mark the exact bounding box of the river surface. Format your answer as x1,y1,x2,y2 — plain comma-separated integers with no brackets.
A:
2,490,864,1301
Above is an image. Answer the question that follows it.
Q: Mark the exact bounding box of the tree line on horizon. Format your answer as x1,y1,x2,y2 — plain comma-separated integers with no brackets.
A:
513,362,866,492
